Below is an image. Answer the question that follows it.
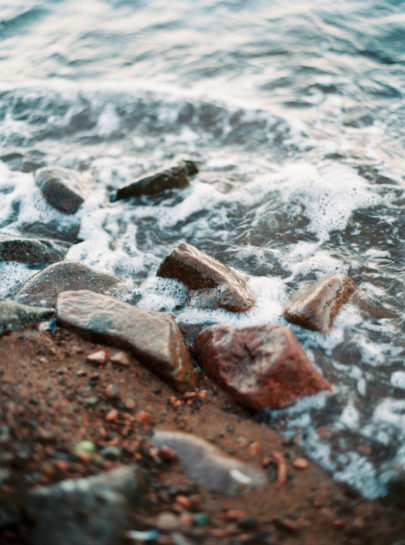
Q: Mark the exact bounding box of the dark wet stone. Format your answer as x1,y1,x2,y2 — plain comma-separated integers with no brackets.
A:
35,166,89,214
152,430,266,496
25,466,145,545
157,243,255,313
283,274,356,333
56,290,198,392
193,324,332,410
0,234,70,266
0,299,54,335
114,160,197,201
20,221,81,243
14,261,129,308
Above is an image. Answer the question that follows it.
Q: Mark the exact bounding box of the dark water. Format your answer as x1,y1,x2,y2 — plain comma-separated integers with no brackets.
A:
0,0,404,498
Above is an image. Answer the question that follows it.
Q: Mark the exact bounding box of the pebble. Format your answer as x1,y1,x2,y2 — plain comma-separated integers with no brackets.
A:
101,446,122,460
193,513,211,526
156,512,179,533
86,349,109,365
293,457,309,469
136,411,152,425
105,409,119,422
110,351,130,366
105,384,120,400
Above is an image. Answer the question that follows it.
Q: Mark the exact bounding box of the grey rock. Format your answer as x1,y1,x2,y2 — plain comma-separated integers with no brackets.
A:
35,166,89,214
0,233,70,266
101,446,122,460
0,299,54,335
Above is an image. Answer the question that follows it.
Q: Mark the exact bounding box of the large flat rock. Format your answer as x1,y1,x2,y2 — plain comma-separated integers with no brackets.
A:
35,166,89,214
193,324,332,410
157,243,255,312
14,261,128,308
56,290,198,392
0,234,70,266
284,274,357,333
0,299,54,335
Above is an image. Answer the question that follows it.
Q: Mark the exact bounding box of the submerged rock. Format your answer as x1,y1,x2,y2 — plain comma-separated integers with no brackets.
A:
193,324,332,410
57,290,198,392
35,166,89,214
0,234,70,266
284,274,356,333
152,430,266,496
20,220,81,244
114,160,198,200
15,261,128,308
0,299,54,335
157,243,255,312
25,466,145,545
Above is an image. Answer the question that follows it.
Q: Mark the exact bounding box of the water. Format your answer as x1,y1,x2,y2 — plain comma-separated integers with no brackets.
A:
0,0,404,499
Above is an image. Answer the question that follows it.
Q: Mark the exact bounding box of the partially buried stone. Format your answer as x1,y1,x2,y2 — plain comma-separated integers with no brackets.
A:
152,430,266,496
56,290,198,392
283,274,356,333
35,166,89,214
24,466,145,545
157,242,255,312
0,299,54,336
192,324,332,410
14,261,129,308
114,160,198,201
0,234,70,266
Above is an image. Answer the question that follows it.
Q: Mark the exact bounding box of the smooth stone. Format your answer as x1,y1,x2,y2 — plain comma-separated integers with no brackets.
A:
192,324,332,410
157,243,255,313
14,261,129,308
114,160,197,200
25,466,145,545
283,274,356,333
0,234,70,266
152,430,267,496
20,220,81,244
0,299,54,335
35,166,89,214
56,290,198,392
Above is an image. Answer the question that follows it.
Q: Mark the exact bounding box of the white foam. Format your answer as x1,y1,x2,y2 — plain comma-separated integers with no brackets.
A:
391,371,405,390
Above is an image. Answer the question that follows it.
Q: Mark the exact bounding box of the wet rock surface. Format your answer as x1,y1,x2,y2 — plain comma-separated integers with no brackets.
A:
193,324,332,410
0,299,54,335
152,430,267,496
283,274,357,333
14,261,128,308
157,243,255,312
35,166,89,214
114,160,198,201
0,234,70,266
25,466,145,545
56,290,198,391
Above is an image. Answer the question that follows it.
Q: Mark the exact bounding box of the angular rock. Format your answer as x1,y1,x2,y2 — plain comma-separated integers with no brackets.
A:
25,466,145,545
283,274,357,333
0,234,70,266
152,430,266,496
14,261,128,308
0,299,54,335
114,160,198,201
193,324,332,410
35,166,89,214
56,290,198,392
157,243,254,312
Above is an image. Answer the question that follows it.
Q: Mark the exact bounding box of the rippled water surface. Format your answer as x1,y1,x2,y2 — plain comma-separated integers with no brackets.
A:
0,0,404,498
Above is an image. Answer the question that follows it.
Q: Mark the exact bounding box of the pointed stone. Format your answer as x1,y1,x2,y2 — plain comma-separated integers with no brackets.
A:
0,299,54,335
35,166,89,214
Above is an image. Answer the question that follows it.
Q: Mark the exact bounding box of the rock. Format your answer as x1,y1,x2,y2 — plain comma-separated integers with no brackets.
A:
283,274,356,333
114,160,198,200
35,166,89,214
86,349,109,365
0,234,70,266
14,261,129,308
20,220,81,244
0,299,54,335
151,430,267,496
192,324,332,410
56,290,198,392
24,466,145,545
157,243,255,312
110,350,131,366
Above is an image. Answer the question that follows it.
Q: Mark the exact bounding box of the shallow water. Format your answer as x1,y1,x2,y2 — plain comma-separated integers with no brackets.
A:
0,0,404,499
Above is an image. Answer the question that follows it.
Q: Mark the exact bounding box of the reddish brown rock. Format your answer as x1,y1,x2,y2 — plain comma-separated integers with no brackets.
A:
157,243,254,312
283,274,356,333
192,324,332,410
15,261,129,308
35,166,89,214
56,290,198,392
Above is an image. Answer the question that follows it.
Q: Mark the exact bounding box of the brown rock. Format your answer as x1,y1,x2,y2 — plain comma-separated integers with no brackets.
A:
0,234,70,266
157,243,255,312
110,351,131,366
192,324,332,410
15,261,129,308
283,274,356,333
56,290,198,392
152,430,267,496
35,166,89,214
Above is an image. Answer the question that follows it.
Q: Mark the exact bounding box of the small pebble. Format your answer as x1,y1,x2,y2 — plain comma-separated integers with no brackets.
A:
156,512,179,533
86,349,108,365
136,410,152,425
237,517,258,531
110,351,130,366
193,513,210,527
293,457,309,469
105,383,120,400
105,408,119,422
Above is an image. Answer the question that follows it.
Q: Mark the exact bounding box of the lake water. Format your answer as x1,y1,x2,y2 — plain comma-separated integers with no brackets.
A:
0,0,404,499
